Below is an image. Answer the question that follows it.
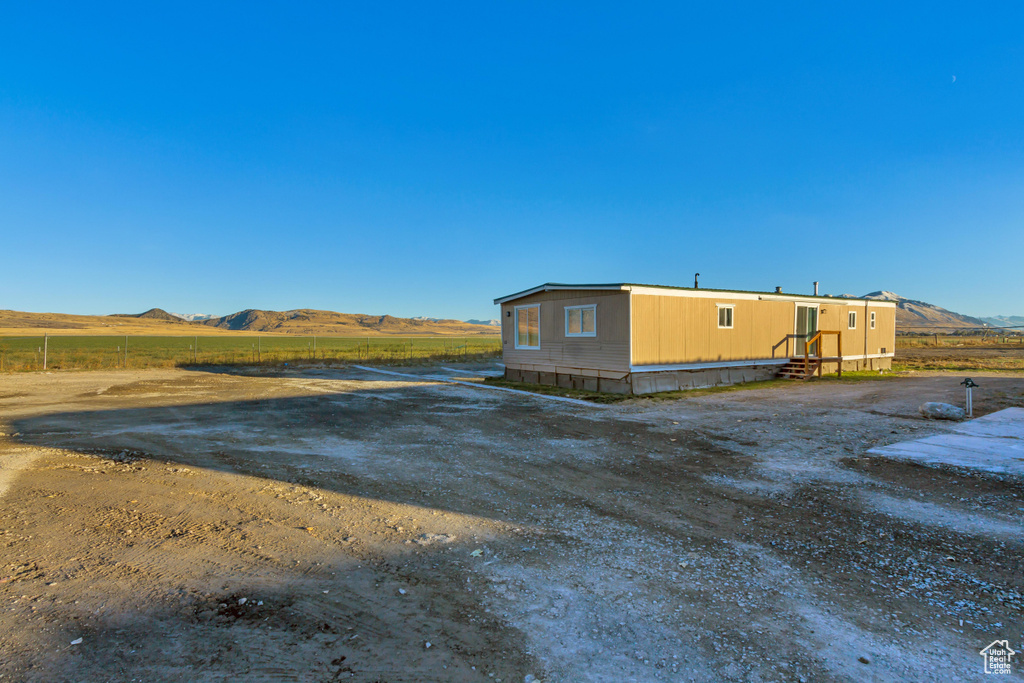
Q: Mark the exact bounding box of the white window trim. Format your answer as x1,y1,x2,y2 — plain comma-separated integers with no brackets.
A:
514,304,541,350
716,304,734,329
848,311,857,330
870,311,876,329
564,304,597,338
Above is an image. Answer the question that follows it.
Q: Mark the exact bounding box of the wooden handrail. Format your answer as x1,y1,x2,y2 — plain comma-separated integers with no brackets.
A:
803,330,843,378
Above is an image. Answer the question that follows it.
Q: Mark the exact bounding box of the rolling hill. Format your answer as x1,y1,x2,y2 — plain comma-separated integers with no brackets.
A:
110,308,188,322
199,309,496,335
0,308,498,336
0,309,236,336
859,291,989,331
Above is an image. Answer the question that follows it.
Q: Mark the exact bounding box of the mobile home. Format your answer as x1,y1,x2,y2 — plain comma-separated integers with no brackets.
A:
494,283,896,394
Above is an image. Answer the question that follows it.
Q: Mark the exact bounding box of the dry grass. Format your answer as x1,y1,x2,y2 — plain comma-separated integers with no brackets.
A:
897,335,1024,348
0,336,501,373
893,342,1024,373
893,358,1024,372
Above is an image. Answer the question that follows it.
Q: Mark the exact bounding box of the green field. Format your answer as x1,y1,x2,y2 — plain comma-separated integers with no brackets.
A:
0,335,502,372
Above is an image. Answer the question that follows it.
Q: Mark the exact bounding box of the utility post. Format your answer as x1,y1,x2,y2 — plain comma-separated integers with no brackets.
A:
961,377,978,418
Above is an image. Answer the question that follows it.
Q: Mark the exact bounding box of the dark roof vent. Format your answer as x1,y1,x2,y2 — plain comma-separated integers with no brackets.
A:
775,286,783,294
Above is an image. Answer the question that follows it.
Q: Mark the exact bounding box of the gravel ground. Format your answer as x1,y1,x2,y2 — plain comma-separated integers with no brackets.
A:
0,366,1021,682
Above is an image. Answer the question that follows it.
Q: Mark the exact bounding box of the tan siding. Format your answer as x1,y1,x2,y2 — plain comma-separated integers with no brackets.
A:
816,303,845,358
632,295,795,365
867,305,896,355
631,294,897,366
501,290,630,373
631,295,660,364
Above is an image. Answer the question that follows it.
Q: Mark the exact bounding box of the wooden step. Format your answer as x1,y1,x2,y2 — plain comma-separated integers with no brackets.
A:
778,360,814,380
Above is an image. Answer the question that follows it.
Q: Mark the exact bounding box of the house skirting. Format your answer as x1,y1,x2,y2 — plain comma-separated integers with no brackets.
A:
505,355,893,395
504,367,632,394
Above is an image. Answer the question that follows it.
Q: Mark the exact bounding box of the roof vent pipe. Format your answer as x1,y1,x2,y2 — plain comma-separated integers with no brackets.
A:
814,281,819,296
775,286,783,293
694,273,700,289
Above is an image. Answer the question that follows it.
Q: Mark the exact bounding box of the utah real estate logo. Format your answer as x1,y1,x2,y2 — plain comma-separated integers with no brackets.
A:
980,640,1015,675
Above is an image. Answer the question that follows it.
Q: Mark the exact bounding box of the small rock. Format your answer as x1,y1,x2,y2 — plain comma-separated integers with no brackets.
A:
470,549,483,557
398,589,407,595
238,597,247,605
70,638,83,645
858,656,871,664
425,641,432,649
919,402,965,420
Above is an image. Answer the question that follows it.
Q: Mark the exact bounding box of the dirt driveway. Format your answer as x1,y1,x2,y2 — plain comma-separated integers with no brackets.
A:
0,366,1022,682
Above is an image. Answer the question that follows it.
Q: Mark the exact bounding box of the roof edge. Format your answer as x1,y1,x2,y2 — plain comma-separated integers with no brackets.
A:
494,282,895,306
493,283,626,305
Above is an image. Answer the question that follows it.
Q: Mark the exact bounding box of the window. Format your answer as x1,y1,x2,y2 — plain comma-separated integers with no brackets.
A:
565,304,596,337
717,304,734,329
515,305,540,349
848,311,857,329
870,311,876,329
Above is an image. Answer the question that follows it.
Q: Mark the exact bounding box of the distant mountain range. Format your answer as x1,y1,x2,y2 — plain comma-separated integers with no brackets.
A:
412,317,498,326
111,308,190,323
195,309,496,335
171,312,218,322
979,315,1024,329
114,297,1015,334
8,296,1017,337
858,291,989,330
0,307,498,336
104,308,498,335
843,291,1020,332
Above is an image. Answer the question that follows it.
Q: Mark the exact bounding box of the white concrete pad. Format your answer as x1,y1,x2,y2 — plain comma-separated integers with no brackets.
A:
868,407,1024,476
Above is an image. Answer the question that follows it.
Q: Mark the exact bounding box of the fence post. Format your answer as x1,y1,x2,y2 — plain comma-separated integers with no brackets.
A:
43,333,48,370
125,335,128,368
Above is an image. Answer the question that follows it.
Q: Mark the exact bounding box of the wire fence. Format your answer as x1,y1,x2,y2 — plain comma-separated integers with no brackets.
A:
895,334,1024,349
0,335,502,373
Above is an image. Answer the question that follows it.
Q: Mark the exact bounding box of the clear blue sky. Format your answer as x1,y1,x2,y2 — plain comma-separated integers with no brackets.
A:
2,3,1022,320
